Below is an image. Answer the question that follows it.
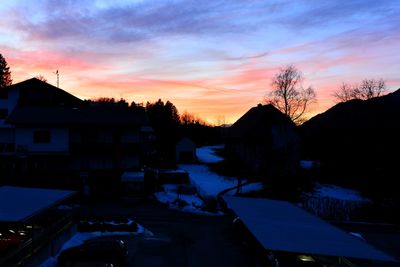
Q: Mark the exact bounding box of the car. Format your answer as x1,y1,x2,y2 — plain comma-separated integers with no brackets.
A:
0,229,29,252
272,252,326,267
57,238,128,267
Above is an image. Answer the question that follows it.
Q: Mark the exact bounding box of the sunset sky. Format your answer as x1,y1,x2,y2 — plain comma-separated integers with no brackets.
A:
1,0,399,124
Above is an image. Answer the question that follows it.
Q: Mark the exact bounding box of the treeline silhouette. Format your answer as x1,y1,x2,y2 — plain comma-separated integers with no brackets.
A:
88,97,223,166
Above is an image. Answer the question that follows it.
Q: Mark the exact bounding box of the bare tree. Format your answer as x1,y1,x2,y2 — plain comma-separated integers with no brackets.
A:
357,78,386,100
265,65,316,124
35,75,47,82
180,111,208,125
333,78,387,102
333,82,356,102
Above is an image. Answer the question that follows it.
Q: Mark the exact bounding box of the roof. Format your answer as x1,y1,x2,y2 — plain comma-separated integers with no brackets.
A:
223,196,395,262
229,104,295,139
0,186,76,223
5,78,82,106
6,106,150,127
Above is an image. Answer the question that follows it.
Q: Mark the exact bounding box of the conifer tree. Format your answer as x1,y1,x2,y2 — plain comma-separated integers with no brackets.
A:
0,53,12,88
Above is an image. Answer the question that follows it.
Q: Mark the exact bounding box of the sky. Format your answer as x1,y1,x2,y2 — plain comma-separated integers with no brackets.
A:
1,0,399,124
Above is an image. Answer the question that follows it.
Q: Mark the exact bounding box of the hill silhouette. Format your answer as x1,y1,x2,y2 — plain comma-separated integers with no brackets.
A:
300,89,400,201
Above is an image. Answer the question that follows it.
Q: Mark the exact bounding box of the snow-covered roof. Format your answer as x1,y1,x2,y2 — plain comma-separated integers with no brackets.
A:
224,196,395,262
121,171,144,182
0,186,76,222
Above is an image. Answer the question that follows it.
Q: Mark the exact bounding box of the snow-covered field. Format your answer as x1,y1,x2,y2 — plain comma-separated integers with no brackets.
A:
311,183,370,202
302,183,371,220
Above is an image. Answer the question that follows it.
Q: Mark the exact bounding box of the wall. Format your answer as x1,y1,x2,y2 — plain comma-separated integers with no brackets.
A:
15,127,69,153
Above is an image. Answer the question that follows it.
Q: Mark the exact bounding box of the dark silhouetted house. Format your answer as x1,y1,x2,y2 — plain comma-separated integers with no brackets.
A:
0,78,154,192
226,104,300,181
175,137,197,163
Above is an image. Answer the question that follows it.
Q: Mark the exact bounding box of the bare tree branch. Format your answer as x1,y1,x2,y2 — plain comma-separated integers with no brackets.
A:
333,79,387,102
265,65,316,124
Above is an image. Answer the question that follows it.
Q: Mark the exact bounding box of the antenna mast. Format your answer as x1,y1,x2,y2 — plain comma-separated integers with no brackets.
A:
54,70,60,87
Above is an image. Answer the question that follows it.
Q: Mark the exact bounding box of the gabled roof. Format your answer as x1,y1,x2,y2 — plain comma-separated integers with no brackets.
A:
6,106,150,127
229,104,295,139
5,78,82,106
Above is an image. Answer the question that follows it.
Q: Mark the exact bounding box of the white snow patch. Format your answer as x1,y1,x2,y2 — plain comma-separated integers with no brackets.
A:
313,183,370,202
225,182,264,196
170,203,224,216
154,191,203,207
178,164,238,197
196,145,224,163
154,188,223,216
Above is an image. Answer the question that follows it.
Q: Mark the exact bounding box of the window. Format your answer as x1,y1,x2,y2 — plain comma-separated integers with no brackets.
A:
0,109,8,119
33,130,51,144
0,90,7,99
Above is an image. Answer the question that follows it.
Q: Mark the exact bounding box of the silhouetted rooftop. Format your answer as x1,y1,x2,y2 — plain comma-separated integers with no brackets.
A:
229,104,295,139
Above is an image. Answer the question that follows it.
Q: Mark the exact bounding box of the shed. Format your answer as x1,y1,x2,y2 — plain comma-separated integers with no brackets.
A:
176,137,197,163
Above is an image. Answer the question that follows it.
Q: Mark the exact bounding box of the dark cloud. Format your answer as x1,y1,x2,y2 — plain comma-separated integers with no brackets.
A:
224,51,269,61
277,0,400,30
11,0,274,44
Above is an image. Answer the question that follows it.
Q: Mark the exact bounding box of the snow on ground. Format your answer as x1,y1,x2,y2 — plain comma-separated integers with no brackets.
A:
179,145,265,199
178,164,238,198
154,184,223,216
224,182,264,196
196,145,224,163
302,183,371,220
157,145,262,215
155,191,203,208
312,183,370,202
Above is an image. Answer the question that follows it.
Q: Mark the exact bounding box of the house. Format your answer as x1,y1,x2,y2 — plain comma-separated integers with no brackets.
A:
175,137,197,163
225,104,300,181
0,78,154,193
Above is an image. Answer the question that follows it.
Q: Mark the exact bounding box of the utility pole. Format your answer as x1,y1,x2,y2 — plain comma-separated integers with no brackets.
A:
54,70,59,87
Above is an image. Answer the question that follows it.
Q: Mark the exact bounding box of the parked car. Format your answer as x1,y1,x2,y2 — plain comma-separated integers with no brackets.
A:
272,252,325,267
57,238,128,267
0,229,29,252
